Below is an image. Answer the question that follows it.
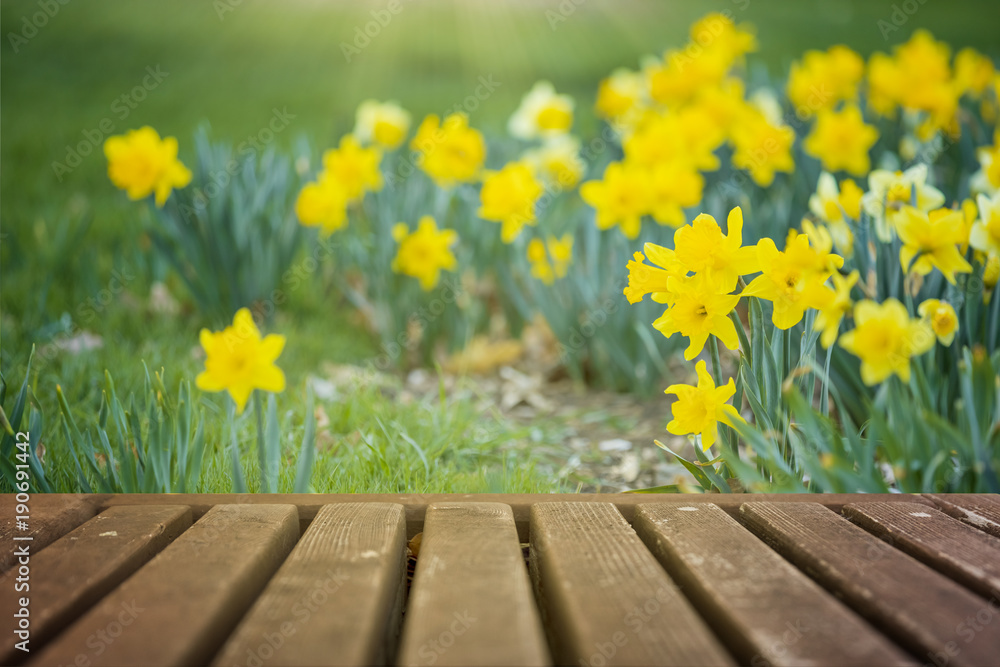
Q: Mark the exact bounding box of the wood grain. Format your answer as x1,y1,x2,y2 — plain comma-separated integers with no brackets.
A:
28,504,299,667
0,494,105,571
95,493,937,541
924,494,1000,539
844,501,1000,602
211,503,407,667
530,502,734,667
0,505,191,665
633,503,914,667
740,502,1000,667
397,503,550,667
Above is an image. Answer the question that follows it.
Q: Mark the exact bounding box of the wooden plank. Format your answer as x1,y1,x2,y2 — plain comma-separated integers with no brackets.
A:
844,501,1000,602
0,494,107,571
397,503,550,667
30,504,299,667
530,502,734,667
633,503,914,667
95,493,937,541
211,503,407,667
740,502,1000,667
924,494,1000,538
0,505,191,665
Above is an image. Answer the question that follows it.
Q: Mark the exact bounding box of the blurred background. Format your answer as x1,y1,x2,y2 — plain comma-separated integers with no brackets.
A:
2,0,998,338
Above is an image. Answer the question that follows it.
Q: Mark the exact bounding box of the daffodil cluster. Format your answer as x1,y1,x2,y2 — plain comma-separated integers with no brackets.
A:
582,14,801,239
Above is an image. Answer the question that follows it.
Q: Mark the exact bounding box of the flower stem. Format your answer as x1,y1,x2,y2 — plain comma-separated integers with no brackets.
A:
253,390,267,492
709,335,723,387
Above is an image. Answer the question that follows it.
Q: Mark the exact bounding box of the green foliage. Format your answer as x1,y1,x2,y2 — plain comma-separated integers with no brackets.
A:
151,129,305,322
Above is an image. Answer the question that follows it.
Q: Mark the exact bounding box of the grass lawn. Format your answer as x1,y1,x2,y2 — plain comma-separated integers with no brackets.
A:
3,0,998,493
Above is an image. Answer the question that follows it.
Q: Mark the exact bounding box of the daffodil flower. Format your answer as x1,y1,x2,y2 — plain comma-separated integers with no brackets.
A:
673,207,758,292
104,126,192,207
803,104,879,176
653,273,741,360
838,299,934,385
918,299,959,345
196,308,286,414
478,161,545,243
664,360,744,450
391,216,458,291
896,206,972,284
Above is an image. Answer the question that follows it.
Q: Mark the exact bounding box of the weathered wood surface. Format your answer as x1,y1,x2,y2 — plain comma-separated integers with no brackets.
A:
397,503,550,667
0,505,191,665
740,502,1000,667
530,502,735,667
30,504,299,667
211,503,407,667
844,501,1000,602
633,503,915,667
925,493,1000,538
0,494,102,571
95,492,936,541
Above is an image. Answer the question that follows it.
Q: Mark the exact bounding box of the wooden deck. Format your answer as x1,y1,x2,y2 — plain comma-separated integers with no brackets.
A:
2,493,999,666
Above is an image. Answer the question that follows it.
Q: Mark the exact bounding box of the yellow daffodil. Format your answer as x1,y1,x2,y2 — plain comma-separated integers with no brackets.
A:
983,253,1000,291
954,48,995,98
653,273,741,360
673,207,758,291
391,216,458,291
624,244,682,305
838,299,934,385
806,270,858,348
803,105,878,177
104,126,192,207
624,110,722,172
689,12,756,64
196,308,286,413
648,163,704,228
353,100,411,150
862,164,945,242
321,135,383,201
742,233,844,329
648,48,731,108
971,133,1000,195
295,174,349,236
918,299,959,345
787,45,864,115
664,360,744,451
729,109,795,187
411,113,486,187
972,193,1000,256
478,161,545,243
521,135,585,188
580,161,650,239
866,31,958,138
595,68,644,123
528,235,573,284
897,206,972,284
508,81,574,139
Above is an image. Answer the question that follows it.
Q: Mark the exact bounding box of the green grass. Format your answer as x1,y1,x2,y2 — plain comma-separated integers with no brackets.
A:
3,0,998,493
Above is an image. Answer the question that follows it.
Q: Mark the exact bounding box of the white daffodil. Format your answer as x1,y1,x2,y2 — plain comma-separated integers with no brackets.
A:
508,81,574,140
861,163,945,242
